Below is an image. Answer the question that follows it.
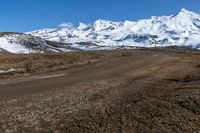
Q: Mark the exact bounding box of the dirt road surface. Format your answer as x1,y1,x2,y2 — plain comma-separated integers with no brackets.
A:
1,49,200,132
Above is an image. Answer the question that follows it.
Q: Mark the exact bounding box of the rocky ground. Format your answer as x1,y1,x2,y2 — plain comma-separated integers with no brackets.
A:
1,48,200,132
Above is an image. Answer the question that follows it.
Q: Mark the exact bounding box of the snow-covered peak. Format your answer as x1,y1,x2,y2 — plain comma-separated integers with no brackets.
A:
78,23,89,30
92,19,122,32
176,8,200,23
180,8,199,16
167,9,200,32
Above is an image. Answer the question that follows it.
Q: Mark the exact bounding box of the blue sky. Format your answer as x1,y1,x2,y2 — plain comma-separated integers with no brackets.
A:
1,0,200,32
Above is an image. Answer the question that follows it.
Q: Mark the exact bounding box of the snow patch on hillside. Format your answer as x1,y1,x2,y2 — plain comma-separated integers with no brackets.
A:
0,37,34,54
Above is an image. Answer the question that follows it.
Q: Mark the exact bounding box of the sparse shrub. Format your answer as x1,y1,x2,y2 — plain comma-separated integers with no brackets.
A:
69,60,74,64
24,60,33,72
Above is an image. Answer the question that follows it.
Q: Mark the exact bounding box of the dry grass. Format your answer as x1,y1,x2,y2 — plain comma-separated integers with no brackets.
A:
1,49,200,132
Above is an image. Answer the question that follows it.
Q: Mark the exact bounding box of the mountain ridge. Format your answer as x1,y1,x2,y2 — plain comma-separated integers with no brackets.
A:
1,8,200,54
28,8,200,48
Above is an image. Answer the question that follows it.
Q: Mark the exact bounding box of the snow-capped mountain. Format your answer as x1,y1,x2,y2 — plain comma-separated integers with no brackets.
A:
1,8,200,54
28,9,200,50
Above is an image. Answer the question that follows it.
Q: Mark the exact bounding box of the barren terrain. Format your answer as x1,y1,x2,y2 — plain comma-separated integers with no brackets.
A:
1,49,200,132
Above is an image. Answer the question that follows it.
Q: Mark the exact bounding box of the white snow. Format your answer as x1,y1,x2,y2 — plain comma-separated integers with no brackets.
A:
0,68,22,74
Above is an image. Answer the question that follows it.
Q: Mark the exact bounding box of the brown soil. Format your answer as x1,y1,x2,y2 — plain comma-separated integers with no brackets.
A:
1,49,200,132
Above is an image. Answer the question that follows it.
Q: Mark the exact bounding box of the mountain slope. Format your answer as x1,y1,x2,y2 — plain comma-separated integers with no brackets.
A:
0,32,81,54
